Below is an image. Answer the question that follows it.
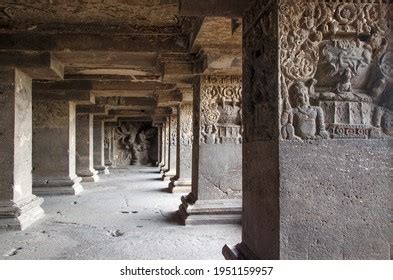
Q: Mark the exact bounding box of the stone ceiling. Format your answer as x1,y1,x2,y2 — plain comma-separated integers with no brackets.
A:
0,0,180,30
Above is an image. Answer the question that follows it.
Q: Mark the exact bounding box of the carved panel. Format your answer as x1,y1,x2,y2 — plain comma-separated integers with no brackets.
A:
279,0,391,140
170,114,177,146
113,122,156,167
180,103,193,146
199,75,242,144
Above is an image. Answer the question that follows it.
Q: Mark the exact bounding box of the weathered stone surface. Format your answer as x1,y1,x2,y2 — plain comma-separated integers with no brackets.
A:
76,113,99,183
0,51,64,80
32,100,83,196
179,75,243,225
162,112,178,181
179,0,253,17
169,103,193,193
226,0,392,260
93,118,109,175
0,68,44,230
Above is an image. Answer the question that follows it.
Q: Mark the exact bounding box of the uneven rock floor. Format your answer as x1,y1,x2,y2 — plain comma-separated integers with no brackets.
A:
0,166,241,260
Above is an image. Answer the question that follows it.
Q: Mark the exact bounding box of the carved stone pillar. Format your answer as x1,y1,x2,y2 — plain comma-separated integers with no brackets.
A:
223,0,391,260
75,113,99,182
93,117,109,174
104,122,114,168
0,69,44,230
169,103,193,193
178,75,243,225
160,118,170,175
162,112,178,181
32,99,83,196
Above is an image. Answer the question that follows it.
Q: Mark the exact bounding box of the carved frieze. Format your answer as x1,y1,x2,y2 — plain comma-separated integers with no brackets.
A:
278,0,391,140
199,75,242,144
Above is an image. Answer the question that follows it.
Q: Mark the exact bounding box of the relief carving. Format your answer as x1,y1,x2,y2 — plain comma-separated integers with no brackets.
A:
200,75,242,144
279,0,391,140
180,104,193,146
170,114,178,146
113,122,156,166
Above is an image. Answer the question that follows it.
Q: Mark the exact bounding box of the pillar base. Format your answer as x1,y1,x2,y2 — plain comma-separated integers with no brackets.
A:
177,193,242,225
33,176,84,196
162,169,176,181
0,195,44,231
94,165,109,175
222,242,258,260
105,161,113,168
168,178,192,193
77,170,100,182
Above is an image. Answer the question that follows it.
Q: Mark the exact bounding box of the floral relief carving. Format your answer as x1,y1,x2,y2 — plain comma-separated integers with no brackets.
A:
200,75,242,144
278,0,391,140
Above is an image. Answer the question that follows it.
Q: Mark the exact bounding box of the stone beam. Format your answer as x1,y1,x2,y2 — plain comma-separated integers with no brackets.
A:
95,97,157,110
179,0,253,17
77,105,108,115
117,117,153,123
0,51,64,80
160,54,203,83
33,80,176,93
33,91,95,105
156,90,183,107
0,33,188,53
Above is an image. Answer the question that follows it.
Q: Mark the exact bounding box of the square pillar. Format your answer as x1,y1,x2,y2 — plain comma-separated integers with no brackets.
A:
160,119,170,174
76,113,99,182
93,117,109,174
104,122,115,168
178,75,243,225
32,99,83,196
169,103,193,193
224,0,391,260
162,112,178,181
155,125,163,167
0,69,44,230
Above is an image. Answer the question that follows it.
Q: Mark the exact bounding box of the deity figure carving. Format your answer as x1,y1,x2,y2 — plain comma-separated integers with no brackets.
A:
282,77,329,140
114,122,156,166
201,124,218,144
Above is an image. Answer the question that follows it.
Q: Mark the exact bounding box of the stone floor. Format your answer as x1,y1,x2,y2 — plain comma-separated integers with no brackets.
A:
0,166,241,260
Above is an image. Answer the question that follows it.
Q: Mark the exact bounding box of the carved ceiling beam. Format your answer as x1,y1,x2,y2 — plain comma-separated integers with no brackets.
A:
0,51,64,80
0,33,188,53
179,0,254,17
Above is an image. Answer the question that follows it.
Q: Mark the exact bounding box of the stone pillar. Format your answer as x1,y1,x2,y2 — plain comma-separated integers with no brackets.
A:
75,113,99,182
0,69,44,230
169,103,193,193
32,99,83,196
160,119,170,174
104,122,114,168
93,117,109,174
162,112,178,181
178,75,243,225
223,0,391,260
155,125,162,167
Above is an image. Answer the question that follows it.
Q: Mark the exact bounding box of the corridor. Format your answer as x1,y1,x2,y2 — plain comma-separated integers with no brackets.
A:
0,167,241,260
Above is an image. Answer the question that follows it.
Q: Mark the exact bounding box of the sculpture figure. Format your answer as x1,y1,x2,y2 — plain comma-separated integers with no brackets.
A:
283,80,329,140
